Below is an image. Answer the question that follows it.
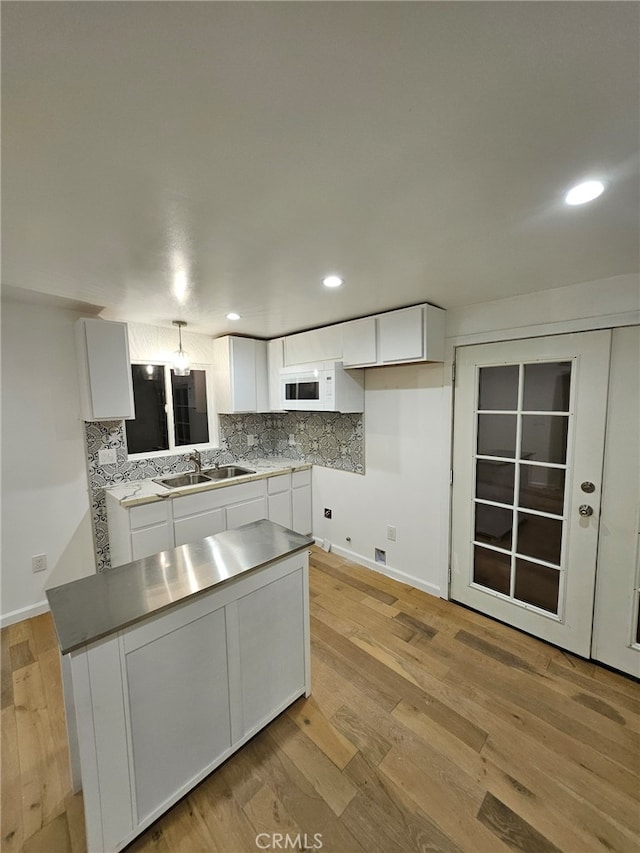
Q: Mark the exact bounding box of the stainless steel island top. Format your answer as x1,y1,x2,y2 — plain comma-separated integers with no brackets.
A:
46,519,313,654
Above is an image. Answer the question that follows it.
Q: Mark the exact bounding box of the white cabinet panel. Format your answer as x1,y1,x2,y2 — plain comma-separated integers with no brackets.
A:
131,525,174,562
268,490,292,529
129,501,170,529
125,606,231,822
284,325,343,365
292,484,312,535
174,508,226,547
267,473,291,494
213,336,269,413
342,317,377,367
237,569,306,735
378,306,424,363
75,318,135,421
173,480,266,518
268,338,285,411
226,497,268,530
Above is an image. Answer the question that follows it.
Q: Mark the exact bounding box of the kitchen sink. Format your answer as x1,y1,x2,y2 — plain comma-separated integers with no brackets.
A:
202,465,256,479
153,473,213,489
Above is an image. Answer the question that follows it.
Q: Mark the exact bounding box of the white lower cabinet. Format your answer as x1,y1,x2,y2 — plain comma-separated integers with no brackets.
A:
107,469,312,568
68,551,310,852
267,473,292,528
125,606,231,822
292,469,312,535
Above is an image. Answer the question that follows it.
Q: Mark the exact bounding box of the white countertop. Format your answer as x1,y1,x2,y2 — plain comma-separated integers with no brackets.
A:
105,458,312,508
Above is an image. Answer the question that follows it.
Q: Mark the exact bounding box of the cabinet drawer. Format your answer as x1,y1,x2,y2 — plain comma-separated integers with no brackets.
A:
129,501,171,530
292,469,311,488
173,480,266,519
267,473,291,494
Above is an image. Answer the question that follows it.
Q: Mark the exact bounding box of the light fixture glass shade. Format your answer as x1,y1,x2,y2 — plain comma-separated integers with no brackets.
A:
172,320,191,376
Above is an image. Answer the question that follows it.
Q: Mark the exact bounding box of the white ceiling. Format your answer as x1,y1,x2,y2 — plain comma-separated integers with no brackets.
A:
3,2,639,338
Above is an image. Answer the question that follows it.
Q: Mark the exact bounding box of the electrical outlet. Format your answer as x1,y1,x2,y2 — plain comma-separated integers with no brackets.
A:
288,434,296,446
98,448,117,465
387,525,396,541
32,554,47,573
247,434,256,447
324,508,332,519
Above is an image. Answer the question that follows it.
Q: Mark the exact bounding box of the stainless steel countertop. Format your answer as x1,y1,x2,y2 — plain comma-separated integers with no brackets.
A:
46,520,313,654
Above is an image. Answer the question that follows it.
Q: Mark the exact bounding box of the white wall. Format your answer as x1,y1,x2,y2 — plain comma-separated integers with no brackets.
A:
1,299,96,625
313,362,445,595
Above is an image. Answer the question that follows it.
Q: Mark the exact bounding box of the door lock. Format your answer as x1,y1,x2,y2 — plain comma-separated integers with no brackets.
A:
580,481,595,493
578,504,594,517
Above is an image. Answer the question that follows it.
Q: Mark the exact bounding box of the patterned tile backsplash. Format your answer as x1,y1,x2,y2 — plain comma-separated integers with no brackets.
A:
85,412,364,571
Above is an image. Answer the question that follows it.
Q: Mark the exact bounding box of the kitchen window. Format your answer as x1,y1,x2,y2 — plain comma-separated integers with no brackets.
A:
125,363,216,456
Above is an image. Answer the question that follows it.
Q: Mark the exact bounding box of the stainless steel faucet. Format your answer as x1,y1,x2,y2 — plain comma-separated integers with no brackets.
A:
187,449,202,473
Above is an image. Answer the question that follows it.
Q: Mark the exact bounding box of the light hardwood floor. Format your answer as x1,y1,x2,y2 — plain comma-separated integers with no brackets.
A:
2,548,639,852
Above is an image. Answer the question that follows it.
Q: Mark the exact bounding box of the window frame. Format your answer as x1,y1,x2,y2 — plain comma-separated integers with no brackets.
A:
126,360,219,459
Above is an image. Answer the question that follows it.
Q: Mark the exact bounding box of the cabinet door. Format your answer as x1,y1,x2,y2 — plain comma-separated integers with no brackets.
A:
125,606,231,822
131,524,174,562
230,337,257,412
237,568,306,735
268,491,292,529
342,317,377,367
292,485,312,535
284,325,343,365
174,508,226,547
76,318,135,420
378,306,424,363
267,338,285,411
226,497,268,530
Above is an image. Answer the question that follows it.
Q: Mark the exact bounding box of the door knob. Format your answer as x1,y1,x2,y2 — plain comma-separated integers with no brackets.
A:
578,504,594,517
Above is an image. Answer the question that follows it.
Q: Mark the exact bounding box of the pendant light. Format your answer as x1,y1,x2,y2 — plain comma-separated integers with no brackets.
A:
172,320,191,376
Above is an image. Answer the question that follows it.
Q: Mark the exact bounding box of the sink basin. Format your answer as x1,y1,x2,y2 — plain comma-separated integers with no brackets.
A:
201,465,256,480
153,473,213,489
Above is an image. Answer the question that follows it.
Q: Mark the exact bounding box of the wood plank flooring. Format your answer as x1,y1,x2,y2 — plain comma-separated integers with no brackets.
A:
2,547,639,852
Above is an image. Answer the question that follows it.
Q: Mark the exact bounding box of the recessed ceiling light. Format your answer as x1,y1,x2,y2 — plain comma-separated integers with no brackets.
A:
322,275,343,288
226,312,241,321
564,180,605,206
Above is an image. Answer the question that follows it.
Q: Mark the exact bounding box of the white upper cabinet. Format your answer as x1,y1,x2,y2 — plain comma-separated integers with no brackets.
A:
75,318,135,421
378,306,426,363
342,316,377,367
340,305,445,368
213,336,269,413
283,325,343,366
267,338,285,411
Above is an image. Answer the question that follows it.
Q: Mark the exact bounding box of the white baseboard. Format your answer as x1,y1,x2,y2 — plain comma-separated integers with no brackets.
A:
318,542,441,598
1,599,50,628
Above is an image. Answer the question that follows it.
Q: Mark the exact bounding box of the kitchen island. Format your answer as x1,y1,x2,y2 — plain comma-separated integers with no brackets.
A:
47,519,313,853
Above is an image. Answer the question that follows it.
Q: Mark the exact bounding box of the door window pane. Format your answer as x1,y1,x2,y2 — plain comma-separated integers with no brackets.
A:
514,559,560,613
475,504,513,549
523,362,571,412
478,365,519,411
519,465,565,515
521,415,568,464
476,460,515,504
516,512,562,566
125,365,169,454
477,414,517,458
473,546,511,595
171,370,209,447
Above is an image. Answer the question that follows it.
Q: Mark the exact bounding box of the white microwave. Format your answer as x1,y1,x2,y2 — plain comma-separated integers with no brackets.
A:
279,362,364,412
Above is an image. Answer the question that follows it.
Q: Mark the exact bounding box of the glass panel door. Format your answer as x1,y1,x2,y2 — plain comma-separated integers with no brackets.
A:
472,361,571,617
451,331,611,657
